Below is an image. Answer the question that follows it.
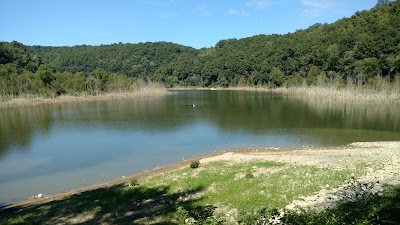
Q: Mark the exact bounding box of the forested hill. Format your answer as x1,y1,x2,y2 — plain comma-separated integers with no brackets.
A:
2,0,400,96
0,41,41,72
203,0,400,87
28,42,198,78
28,0,400,88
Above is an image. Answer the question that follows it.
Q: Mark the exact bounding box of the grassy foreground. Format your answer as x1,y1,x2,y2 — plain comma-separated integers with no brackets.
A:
1,142,399,224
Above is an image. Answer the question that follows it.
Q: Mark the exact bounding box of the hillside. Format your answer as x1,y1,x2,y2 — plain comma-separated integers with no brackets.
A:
28,1,400,88
28,42,198,78
1,0,400,96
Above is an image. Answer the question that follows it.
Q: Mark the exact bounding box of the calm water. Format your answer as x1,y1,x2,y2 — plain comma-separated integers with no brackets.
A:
0,90,399,204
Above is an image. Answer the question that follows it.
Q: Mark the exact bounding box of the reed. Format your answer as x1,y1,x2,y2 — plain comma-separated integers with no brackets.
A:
0,81,169,108
276,84,400,106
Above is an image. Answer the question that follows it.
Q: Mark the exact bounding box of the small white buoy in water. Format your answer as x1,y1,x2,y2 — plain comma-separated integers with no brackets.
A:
37,193,43,198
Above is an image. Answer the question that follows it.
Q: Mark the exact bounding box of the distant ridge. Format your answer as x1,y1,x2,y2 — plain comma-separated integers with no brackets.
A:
2,0,399,90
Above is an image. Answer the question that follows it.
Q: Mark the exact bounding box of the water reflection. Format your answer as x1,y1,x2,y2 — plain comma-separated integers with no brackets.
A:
0,91,400,158
0,106,52,159
295,95,400,132
0,91,399,159
51,95,196,131
200,90,399,132
0,91,399,203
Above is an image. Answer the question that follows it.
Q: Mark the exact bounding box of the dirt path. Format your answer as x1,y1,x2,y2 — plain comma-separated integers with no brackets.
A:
201,142,399,167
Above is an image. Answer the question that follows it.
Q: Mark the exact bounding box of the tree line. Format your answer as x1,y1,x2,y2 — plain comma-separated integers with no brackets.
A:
1,0,399,96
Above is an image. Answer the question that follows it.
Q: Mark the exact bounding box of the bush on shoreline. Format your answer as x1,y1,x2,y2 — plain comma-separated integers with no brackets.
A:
190,161,200,169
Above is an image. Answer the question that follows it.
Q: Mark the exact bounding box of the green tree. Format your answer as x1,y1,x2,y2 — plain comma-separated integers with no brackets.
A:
306,65,321,85
353,57,380,83
354,34,380,60
91,68,108,91
326,43,340,71
36,64,54,88
269,67,284,87
70,72,86,94
388,55,400,75
105,73,131,92
0,64,13,95
375,0,393,8
51,72,73,95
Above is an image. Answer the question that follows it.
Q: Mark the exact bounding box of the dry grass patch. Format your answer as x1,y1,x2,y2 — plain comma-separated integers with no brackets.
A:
0,82,169,108
277,86,400,105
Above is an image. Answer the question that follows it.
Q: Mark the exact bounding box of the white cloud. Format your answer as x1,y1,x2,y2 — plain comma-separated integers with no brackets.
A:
196,5,212,16
247,0,270,9
228,9,249,16
300,0,335,18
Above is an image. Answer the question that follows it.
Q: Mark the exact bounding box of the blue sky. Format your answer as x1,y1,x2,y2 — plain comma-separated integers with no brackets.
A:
1,0,377,49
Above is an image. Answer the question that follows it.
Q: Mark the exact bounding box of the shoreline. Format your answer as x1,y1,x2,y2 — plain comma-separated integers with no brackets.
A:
172,86,400,105
2,141,399,212
0,88,170,108
2,86,398,108
168,86,270,91
277,86,400,105
0,146,277,210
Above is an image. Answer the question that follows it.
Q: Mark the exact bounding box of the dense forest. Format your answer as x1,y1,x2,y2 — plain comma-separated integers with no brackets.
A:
1,0,400,96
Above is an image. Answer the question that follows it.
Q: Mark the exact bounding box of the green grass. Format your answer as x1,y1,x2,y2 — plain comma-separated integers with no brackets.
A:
144,161,370,212
278,184,400,225
0,160,382,224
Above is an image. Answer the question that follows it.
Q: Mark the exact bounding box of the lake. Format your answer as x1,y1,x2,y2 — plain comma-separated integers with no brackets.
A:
1,90,399,204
